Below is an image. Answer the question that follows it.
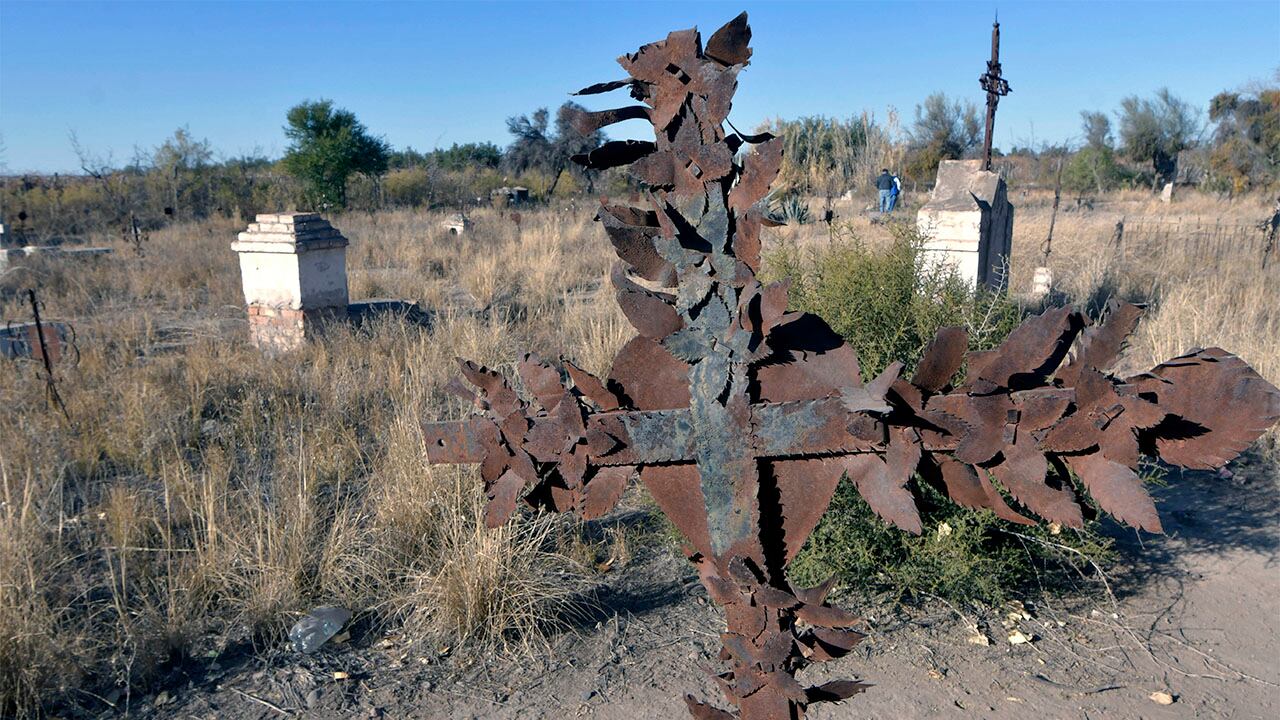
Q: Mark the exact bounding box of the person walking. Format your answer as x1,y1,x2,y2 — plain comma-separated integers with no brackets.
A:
887,173,902,212
876,169,894,213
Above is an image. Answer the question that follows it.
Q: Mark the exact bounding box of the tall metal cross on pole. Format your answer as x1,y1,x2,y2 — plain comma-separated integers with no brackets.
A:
979,17,1012,171
419,13,1279,720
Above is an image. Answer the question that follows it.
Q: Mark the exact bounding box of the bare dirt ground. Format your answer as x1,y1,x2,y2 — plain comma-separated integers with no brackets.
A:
104,455,1280,720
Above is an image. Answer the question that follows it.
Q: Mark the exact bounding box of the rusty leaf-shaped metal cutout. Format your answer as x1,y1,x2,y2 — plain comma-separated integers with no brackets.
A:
911,326,969,392
1057,299,1143,384
581,466,632,519
485,468,526,528
964,305,1083,391
704,11,752,66
598,203,678,285
517,352,565,412
1066,452,1161,533
612,263,684,339
573,140,657,169
1130,348,1280,469
563,359,622,411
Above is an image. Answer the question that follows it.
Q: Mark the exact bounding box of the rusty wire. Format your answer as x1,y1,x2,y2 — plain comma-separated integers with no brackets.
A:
420,13,1280,720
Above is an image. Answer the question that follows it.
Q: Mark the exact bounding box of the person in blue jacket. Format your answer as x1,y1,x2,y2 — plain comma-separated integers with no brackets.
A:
876,169,894,213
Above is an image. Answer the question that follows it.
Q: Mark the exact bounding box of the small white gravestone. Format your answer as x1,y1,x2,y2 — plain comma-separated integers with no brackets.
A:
444,213,473,236
1031,266,1053,300
231,212,349,353
916,159,1014,291
1160,182,1174,204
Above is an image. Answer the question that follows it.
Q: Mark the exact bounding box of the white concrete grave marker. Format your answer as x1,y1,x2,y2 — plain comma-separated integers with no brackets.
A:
916,159,1014,291
231,212,349,353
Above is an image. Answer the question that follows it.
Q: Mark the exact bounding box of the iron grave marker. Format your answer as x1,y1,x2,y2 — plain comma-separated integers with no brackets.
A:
420,14,1279,720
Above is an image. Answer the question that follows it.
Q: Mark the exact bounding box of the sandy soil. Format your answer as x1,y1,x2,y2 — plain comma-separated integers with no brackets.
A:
124,458,1279,720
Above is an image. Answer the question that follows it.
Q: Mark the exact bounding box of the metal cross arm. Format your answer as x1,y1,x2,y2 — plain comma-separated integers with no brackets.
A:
423,394,890,468
418,13,1280,720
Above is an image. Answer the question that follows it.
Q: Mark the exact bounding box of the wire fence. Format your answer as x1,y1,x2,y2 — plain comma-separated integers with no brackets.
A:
1111,215,1276,266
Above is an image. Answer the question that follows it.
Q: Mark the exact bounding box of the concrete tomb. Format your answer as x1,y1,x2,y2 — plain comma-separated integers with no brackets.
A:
232,213,351,353
490,186,530,206
1,243,113,274
232,212,430,353
915,159,1014,291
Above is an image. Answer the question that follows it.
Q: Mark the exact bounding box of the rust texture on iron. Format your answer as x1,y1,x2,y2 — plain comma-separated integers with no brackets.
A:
420,13,1280,720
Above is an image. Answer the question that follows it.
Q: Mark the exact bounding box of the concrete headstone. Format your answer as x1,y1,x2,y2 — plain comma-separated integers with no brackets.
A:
1031,265,1054,300
231,213,350,353
916,159,1014,291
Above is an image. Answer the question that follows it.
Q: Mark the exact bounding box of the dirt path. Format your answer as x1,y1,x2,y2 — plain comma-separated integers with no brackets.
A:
139,460,1279,720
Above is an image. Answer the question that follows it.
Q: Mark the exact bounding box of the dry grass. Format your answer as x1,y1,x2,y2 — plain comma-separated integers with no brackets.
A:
0,206,625,717
1,188,1275,716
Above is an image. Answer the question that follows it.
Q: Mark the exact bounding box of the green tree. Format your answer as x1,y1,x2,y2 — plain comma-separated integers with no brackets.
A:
152,126,213,219
1116,88,1201,189
282,99,390,209
433,142,503,171
505,102,605,197
904,93,980,181
1206,87,1280,191
1080,111,1112,151
388,146,431,170
505,108,555,175
1064,111,1124,195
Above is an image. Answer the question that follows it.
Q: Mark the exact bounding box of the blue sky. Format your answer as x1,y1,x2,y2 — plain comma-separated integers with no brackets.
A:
1,0,1277,173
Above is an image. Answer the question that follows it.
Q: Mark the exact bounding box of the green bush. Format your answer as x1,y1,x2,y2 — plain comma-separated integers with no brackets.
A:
1063,146,1130,196
762,223,1115,606
762,222,1021,377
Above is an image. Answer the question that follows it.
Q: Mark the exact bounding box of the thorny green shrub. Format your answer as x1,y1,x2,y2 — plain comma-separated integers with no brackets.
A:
762,222,1117,606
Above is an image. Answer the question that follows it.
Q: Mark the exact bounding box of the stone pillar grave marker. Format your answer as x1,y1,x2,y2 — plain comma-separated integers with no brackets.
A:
231,212,349,353
916,159,1014,290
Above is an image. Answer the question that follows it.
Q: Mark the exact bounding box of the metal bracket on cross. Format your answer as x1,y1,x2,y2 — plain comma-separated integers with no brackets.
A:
420,13,1280,720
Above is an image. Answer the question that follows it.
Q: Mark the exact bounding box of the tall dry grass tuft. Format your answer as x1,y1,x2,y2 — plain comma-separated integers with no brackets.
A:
391,468,585,655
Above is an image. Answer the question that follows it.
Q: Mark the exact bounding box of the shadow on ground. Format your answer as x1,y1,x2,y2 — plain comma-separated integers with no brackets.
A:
1099,447,1278,601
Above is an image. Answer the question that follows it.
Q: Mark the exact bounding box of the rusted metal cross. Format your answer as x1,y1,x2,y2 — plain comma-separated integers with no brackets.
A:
420,13,1278,720
979,18,1012,172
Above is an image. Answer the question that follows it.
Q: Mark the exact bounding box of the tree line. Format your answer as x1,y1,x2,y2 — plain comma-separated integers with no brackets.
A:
4,80,1276,241
767,81,1279,204
1,99,613,242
